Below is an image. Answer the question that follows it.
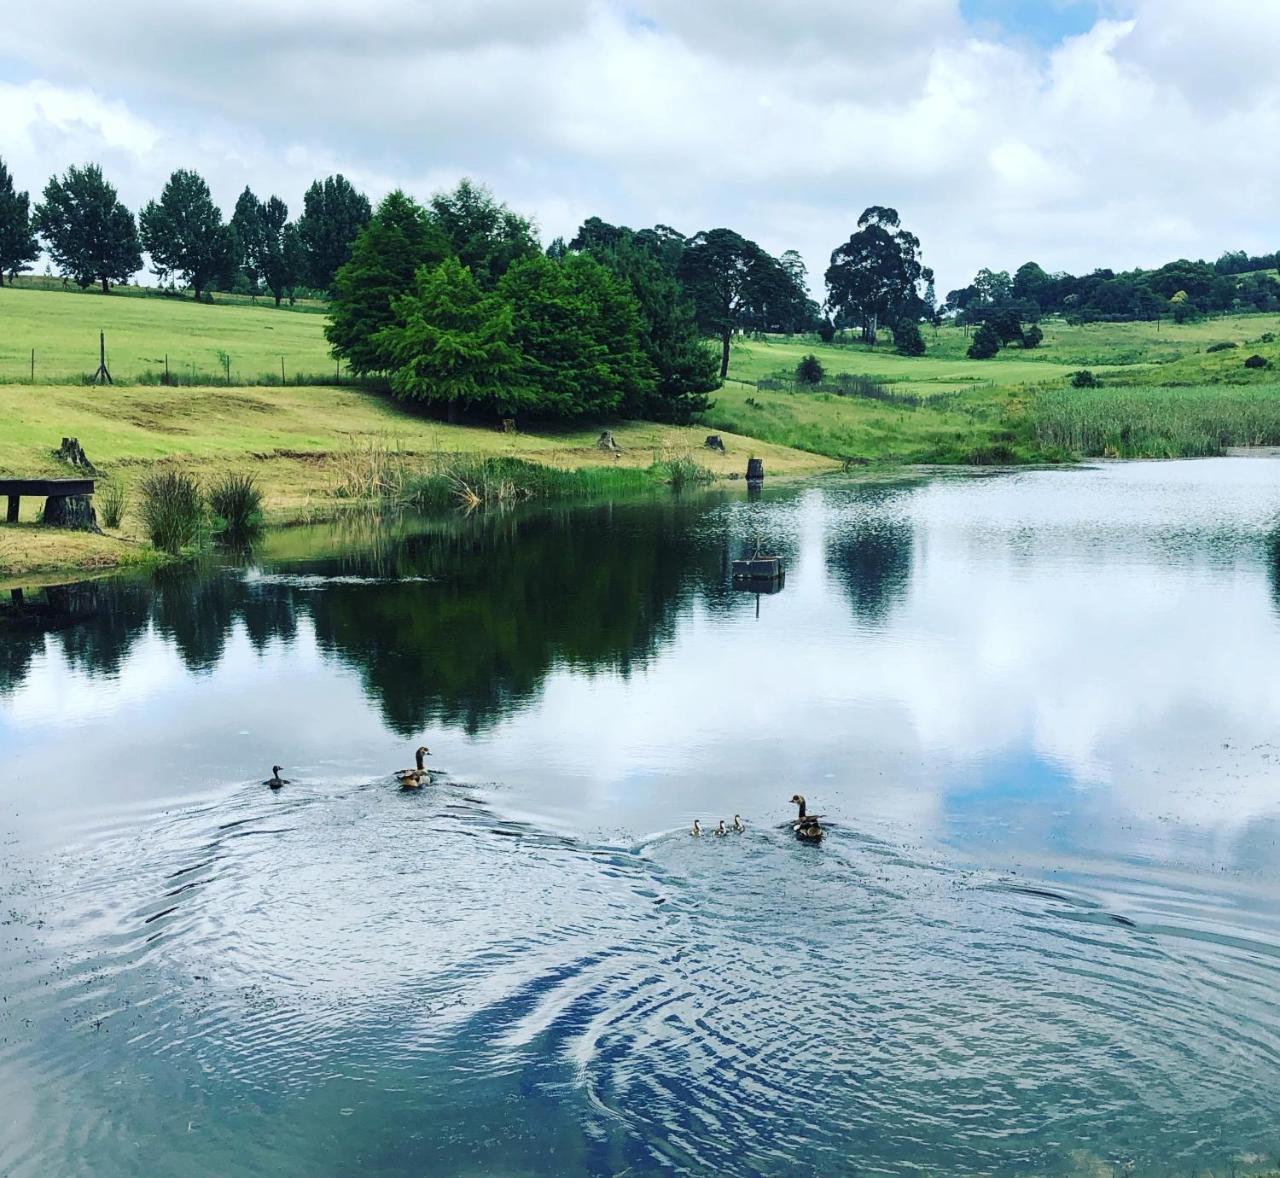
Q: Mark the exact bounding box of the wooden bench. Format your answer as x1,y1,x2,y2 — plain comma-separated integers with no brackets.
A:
0,478,96,524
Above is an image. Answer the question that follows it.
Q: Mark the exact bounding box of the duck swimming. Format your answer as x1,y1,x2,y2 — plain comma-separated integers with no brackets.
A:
264,766,289,789
691,819,702,837
789,793,824,841
396,746,431,789
732,815,744,833
714,819,728,837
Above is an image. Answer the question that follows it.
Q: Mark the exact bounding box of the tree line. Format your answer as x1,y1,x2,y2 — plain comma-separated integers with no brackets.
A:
0,157,371,301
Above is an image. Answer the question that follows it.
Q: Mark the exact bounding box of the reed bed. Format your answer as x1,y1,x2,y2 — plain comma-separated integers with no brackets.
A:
138,470,206,554
209,473,264,536
403,454,653,510
1032,384,1280,458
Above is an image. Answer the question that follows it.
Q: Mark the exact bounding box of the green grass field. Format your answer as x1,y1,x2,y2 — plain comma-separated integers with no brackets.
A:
0,283,335,385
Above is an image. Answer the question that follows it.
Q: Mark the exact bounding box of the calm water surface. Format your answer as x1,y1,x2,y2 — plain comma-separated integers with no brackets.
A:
3,459,1280,1176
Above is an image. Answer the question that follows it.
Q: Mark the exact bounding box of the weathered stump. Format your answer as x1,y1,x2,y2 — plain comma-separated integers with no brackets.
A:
597,430,620,453
42,495,100,533
704,435,726,452
501,418,517,433
53,437,96,473
746,457,765,487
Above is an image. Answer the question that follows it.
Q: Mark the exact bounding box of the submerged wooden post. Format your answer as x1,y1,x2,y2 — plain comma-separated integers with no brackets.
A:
746,457,764,488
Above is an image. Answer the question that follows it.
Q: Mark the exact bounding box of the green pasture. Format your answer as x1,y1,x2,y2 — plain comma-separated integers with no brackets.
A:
0,283,334,384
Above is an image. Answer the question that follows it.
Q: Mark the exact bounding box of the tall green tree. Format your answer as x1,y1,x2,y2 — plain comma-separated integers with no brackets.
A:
257,196,299,307
428,178,538,289
678,227,790,378
570,219,719,421
326,190,449,374
230,187,265,294
33,163,141,293
376,256,518,419
0,158,39,285
824,207,925,343
139,169,233,299
498,252,651,418
298,174,371,293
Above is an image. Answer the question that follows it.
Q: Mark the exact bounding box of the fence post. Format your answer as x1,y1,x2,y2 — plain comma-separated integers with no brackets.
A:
30,348,34,383
282,356,286,385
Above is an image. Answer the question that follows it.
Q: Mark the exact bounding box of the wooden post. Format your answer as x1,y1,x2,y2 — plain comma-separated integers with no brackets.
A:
6,495,19,524
93,331,112,385
165,353,170,384
282,356,286,385
30,348,34,383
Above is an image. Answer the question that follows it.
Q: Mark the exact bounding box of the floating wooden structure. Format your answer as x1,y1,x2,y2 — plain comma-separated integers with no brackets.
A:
732,553,786,592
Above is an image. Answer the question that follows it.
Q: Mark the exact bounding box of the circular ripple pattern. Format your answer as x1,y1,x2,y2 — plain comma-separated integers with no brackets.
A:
3,778,1280,1177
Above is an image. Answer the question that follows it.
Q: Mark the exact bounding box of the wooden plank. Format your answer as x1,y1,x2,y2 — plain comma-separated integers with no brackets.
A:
0,479,95,497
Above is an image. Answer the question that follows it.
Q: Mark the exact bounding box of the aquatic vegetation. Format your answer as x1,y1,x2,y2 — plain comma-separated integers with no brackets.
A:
403,454,653,509
137,468,206,554
653,451,715,491
1032,384,1280,458
209,473,264,536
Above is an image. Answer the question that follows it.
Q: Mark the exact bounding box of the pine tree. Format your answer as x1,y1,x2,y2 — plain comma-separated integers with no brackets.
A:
325,190,448,374
376,257,518,418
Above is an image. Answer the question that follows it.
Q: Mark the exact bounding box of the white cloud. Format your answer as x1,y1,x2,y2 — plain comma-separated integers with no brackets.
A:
2,0,1279,292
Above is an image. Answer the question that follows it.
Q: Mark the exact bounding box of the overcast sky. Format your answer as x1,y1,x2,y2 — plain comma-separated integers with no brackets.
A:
2,0,1275,295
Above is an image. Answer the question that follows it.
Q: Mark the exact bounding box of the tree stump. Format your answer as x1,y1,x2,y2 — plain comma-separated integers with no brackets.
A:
53,437,97,473
501,418,517,433
704,435,726,452
42,495,100,533
596,430,620,454
746,457,765,487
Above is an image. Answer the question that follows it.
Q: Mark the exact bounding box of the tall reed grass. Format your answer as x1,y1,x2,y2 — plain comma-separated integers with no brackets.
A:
209,473,264,536
404,455,652,509
138,470,206,554
1032,384,1280,458
97,479,127,529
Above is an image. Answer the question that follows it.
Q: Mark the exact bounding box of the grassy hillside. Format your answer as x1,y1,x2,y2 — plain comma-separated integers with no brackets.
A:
0,284,334,385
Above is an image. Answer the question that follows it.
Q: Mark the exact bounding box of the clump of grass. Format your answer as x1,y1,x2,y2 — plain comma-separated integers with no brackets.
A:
1032,384,1280,458
653,451,715,491
403,454,651,510
332,437,407,500
97,478,127,530
138,469,206,554
209,473,264,537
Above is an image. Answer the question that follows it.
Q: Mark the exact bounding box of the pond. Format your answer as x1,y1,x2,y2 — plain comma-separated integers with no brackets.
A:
3,459,1280,1176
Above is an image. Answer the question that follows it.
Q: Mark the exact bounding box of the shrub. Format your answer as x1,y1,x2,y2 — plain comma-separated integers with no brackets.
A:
967,322,1001,360
893,319,925,357
138,470,206,554
1071,370,1099,388
1023,324,1044,349
817,320,836,343
97,479,127,530
796,354,824,385
209,473,264,536
1245,354,1269,369
1205,341,1237,353
657,452,716,491
1261,332,1275,343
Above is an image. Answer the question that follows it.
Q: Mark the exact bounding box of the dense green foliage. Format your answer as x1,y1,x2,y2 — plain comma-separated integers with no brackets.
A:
297,174,372,292
569,219,720,422
377,256,518,414
326,190,449,374
428,179,538,289
140,170,234,300
825,207,929,343
208,472,264,536
0,158,38,284
498,253,649,417
893,319,925,356
679,227,806,378
796,354,824,384
967,322,1000,359
33,163,141,293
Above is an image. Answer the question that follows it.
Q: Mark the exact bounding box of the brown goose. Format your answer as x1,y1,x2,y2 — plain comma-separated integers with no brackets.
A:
789,793,824,841
396,746,431,789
